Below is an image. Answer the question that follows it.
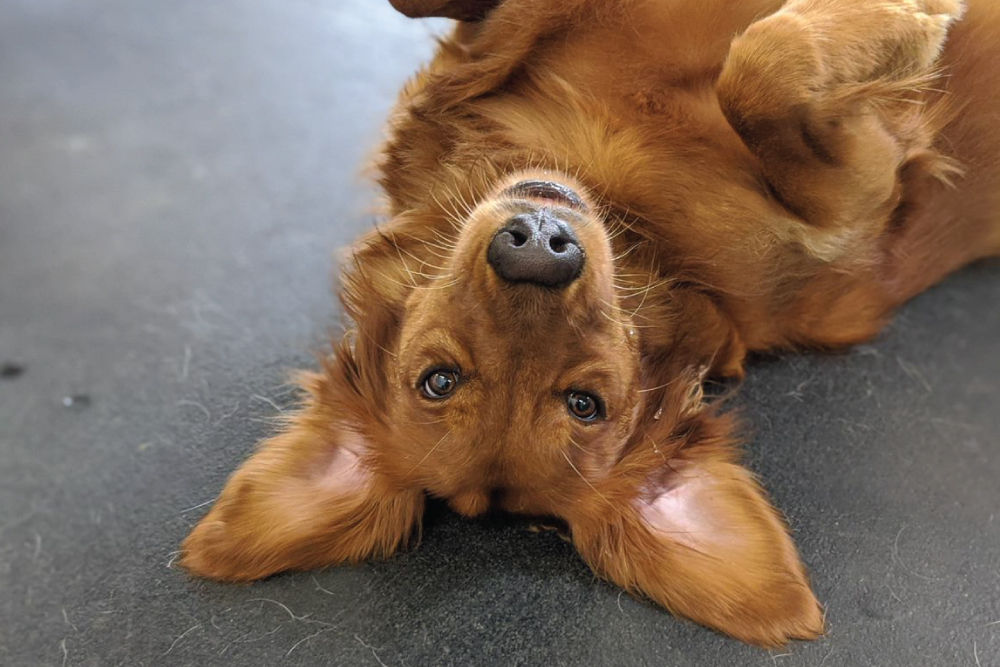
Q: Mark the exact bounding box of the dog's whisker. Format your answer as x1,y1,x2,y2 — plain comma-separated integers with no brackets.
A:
597,298,657,327
394,243,450,273
448,193,470,217
367,269,458,292
425,228,459,249
614,277,673,290
606,208,638,241
351,325,398,361
619,290,669,310
413,244,452,262
431,205,463,232
614,280,674,299
597,296,626,313
410,417,448,425
421,237,457,254
596,298,646,323
639,376,685,394
626,256,663,319
414,279,461,290
413,269,450,280
448,182,477,220
598,308,631,329
406,429,453,476
612,244,644,263
377,227,419,288
596,302,657,329
559,448,613,508
429,189,469,233
567,435,595,456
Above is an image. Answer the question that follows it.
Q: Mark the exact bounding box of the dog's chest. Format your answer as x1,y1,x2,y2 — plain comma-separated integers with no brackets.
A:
528,0,784,107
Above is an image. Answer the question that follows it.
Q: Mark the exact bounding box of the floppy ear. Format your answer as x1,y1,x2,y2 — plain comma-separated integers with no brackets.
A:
389,0,501,21
565,410,823,646
181,358,424,581
182,217,432,581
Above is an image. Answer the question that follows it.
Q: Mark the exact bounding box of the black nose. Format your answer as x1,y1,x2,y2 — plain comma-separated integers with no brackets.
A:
487,212,584,288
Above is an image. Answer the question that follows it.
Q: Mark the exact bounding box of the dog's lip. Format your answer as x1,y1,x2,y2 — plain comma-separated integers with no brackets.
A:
502,180,587,211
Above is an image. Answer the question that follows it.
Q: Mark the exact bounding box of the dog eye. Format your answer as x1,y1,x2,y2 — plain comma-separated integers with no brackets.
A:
420,369,460,399
566,391,604,422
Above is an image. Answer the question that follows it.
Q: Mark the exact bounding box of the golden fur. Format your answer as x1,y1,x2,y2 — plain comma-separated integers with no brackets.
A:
182,0,1000,646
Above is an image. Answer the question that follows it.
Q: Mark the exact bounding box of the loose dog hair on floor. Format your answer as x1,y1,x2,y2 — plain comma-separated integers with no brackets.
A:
181,0,1000,646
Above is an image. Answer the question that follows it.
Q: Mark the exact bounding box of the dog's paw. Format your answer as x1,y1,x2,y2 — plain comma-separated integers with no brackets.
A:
723,0,965,104
787,0,964,81
886,0,967,70
918,0,966,21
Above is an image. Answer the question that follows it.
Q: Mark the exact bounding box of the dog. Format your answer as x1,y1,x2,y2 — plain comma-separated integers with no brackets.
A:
181,0,1000,646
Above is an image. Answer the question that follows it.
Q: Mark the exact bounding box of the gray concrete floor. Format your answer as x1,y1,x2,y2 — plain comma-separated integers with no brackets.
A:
1,1,998,665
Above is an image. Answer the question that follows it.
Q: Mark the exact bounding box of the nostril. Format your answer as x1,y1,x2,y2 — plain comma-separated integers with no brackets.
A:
509,230,528,247
549,235,569,253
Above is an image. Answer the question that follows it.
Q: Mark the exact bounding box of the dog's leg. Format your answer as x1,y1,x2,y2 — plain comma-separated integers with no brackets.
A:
717,0,965,231
564,412,823,647
181,372,424,581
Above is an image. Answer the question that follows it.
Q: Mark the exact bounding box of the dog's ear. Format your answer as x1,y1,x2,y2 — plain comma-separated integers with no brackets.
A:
181,352,424,581
564,408,823,646
389,0,501,21
182,220,431,581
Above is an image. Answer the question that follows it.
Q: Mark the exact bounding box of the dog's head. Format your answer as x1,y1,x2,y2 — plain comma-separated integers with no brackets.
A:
359,173,642,514
340,149,757,500
330,167,818,643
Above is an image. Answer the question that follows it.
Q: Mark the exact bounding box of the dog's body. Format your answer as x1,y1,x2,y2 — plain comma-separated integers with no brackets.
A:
383,0,1000,351
182,0,1000,646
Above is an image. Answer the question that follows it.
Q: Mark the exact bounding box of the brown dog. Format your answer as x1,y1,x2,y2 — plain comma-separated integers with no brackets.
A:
181,0,1000,646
